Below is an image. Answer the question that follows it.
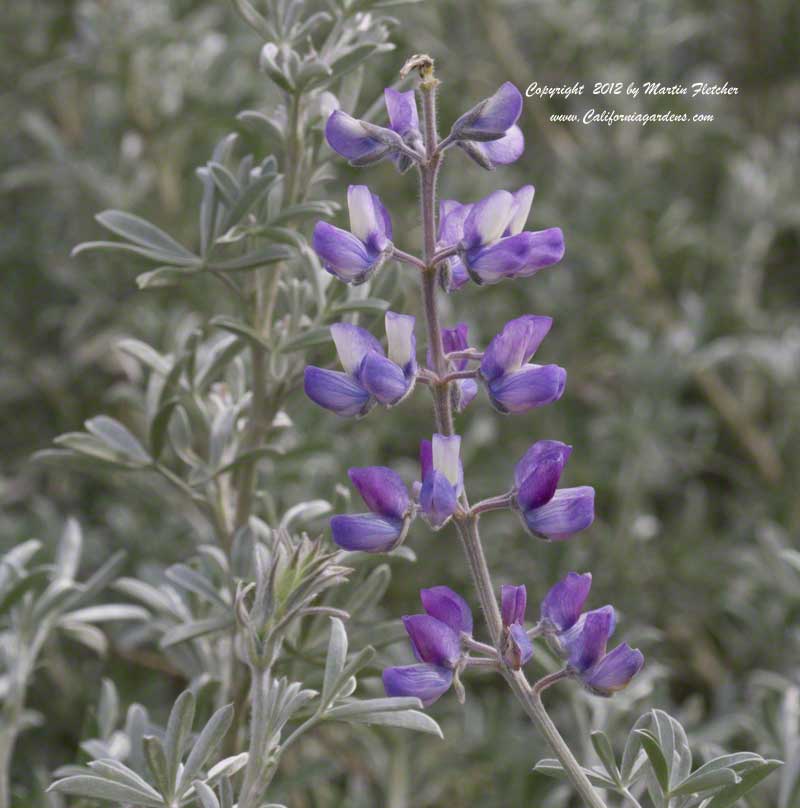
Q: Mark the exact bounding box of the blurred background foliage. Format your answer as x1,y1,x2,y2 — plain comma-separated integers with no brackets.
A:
1,0,799,805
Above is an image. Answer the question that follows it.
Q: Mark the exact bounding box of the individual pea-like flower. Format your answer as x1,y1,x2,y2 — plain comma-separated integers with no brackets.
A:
325,90,424,169
540,572,643,696
500,584,533,669
448,82,525,169
430,323,478,412
418,434,464,529
383,586,473,706
330,466,413,552
479,315,566,414
312,186,393,285
303,311,416,417
513,440,595,540
436,186,564,289
565,609,644,697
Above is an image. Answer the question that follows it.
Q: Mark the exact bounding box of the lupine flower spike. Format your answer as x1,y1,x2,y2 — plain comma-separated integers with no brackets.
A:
383,586,473,706
304,311,416,416
437,185,564,289
312,185,393,285
448,82,525,170
480,315,566,413
514,440,595,540
501,584,533,669
418,434,464,529
330,466,413,552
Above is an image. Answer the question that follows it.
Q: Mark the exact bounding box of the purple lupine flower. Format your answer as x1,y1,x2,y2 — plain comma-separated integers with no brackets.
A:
514,441,595,540
540,572,593,636
540,571,613,655
565,609,644,697
538,572,643,695
480,315,566,414
500,584,533,669
304,311,417,417
326,110,391,165
418,434,464,529
449,82,525,169
429,323,477,412
325,91,424,170
384,88,424,172
383,586,472,706
436,186,564,289
312,185,393,285
330,466,412,552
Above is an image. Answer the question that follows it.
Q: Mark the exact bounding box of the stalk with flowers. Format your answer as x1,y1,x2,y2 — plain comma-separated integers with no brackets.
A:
306,54,643,808
35,5,781,801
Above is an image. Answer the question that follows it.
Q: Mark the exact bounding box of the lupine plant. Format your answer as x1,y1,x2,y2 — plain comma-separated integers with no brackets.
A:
1,2,778,806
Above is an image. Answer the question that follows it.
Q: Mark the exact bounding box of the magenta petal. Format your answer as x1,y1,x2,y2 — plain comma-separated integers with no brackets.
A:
348,466,410,519
303,366,370,417
382,664,453,707
540,572,592,632
524,486,595,540
420,586,473,635
582,644,644,696
488,364,566,414
402,614,461,668
330,513,404,552
360,352,409,405
481,315,554,381
501,584,527,627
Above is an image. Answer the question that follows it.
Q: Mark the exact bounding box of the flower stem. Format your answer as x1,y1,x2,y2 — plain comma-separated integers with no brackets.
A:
413,59,608,808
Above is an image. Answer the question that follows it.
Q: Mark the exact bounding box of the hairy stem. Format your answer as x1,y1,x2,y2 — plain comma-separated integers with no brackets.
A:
415,64,608,808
